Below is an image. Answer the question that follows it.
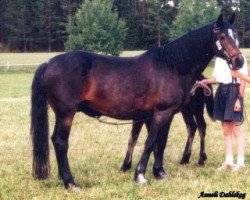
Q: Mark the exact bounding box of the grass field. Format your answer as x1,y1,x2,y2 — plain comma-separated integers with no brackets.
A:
0,51,250,199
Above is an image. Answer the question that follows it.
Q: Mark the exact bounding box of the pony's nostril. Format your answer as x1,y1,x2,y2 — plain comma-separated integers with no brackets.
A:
235,57,244,69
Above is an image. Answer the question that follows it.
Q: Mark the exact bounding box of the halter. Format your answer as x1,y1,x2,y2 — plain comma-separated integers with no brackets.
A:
213,25,242,68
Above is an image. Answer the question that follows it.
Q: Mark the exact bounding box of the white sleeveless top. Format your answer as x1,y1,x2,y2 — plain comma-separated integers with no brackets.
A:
213,56,248,84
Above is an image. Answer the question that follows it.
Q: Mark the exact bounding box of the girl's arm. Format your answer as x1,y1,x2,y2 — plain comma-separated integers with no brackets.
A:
231,70,250,83
239,78,246,99
199,77,217,85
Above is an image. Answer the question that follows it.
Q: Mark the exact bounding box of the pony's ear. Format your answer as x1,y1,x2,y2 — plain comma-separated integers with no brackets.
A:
229,13,236,24
216,14,223,27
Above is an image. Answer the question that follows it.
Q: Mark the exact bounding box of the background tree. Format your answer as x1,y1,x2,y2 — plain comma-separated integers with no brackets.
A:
114,0,141,49
32,0,69,51
66,0,126,55
1,0,250,52
0,0,8,49
169,0,220,40
114,0,177,49
4,0,32,51
241,0,250,47
139,0,177,48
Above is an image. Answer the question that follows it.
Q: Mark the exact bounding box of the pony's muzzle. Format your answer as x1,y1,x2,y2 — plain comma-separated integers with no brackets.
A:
231,54,244,70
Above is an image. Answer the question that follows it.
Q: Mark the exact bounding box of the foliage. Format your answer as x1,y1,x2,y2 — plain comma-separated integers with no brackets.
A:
66,0,126,55
2,0,82,52
114,0,178,49
238,0,250,47
140,0,176,47
169,0,220,40
1,0,250,51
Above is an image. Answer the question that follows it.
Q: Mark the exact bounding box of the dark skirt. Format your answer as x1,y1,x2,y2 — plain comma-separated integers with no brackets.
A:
213,83,244,122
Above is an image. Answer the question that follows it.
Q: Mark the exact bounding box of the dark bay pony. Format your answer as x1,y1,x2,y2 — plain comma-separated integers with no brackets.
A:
120,75,214,173
31,14,244,189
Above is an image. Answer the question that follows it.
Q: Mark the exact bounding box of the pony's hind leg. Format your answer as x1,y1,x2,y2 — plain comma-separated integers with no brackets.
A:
120,121,144,172
195,114,207,166
51,112,78,190
180,108,197,165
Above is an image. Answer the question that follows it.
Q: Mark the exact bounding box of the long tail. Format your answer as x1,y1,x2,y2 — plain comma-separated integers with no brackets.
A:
205,84,214,119
30,63,50,179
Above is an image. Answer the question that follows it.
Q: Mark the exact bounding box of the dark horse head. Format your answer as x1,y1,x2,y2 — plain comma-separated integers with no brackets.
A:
213,13,244,70
30,14,243,189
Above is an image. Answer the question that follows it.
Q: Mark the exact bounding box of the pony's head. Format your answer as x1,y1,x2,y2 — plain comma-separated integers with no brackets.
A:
213,13,244,70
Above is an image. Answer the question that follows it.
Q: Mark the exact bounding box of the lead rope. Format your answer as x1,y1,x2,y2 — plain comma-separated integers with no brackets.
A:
190,81,212,96
95,116,152,126
96,117,134,126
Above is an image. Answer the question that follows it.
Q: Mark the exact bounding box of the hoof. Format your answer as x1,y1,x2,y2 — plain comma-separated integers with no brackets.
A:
67,183,81,193
153,167,169,180
153,169,169,180
180,154,191,165
203,153,207,161
180,159,189,165
120,163,132,172
156,171,169,180
198,153,207,166
136,174,148,185
198,159,205,166
198,161,205,166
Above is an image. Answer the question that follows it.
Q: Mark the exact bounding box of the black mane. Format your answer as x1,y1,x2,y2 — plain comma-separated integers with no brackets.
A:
147,22,215,75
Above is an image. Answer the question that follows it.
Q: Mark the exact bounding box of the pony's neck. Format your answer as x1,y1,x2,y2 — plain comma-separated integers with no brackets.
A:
160,22,215,76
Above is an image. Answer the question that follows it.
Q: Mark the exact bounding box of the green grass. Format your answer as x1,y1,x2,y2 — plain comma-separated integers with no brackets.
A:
0,51,250,199
1,94,250,199
0,52,61,74
0,74,33,98
0,52,61,66
242,48,250,56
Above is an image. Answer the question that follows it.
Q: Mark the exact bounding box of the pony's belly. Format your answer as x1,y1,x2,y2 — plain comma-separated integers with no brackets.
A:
86,99,152,120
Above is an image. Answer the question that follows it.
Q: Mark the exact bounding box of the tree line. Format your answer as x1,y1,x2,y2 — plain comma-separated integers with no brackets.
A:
0,0,250,52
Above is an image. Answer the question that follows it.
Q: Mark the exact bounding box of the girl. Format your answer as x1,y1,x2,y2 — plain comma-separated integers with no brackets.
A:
200,55,248,171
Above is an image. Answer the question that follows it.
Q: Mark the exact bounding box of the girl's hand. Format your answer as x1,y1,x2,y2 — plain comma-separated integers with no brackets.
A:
198,79,208,85
234,98,241,112
231,70,242,78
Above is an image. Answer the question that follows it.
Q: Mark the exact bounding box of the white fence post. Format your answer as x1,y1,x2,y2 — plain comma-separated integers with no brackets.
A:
6,61,10,70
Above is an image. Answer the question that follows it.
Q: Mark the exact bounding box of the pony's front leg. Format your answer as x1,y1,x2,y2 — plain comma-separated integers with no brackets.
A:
195,114,207,166
120,121,144,172
180,108,197,164
51,113,79,190
153,116,173,179
135,111,173,184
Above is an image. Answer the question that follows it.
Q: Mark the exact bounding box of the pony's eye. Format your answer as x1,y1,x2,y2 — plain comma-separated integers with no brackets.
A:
220,34,226,41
